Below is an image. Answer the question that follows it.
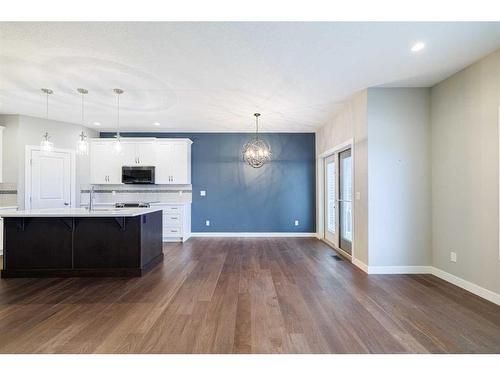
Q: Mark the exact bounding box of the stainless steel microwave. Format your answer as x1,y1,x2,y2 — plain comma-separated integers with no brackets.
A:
122,166,155,184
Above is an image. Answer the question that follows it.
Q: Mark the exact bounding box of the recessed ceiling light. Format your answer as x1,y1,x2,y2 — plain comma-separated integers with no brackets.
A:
93,122,101,126
153,122,161,126
411,42,425,53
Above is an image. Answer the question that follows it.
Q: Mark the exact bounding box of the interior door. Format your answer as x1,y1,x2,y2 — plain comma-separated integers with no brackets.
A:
324,154,338,246
30,149,71,209
338,148,353,255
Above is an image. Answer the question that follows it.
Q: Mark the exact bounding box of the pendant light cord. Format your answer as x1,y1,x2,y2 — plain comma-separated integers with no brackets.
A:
81,92,85,124
117,92,120,138
46,91,49,119
255,114,259,140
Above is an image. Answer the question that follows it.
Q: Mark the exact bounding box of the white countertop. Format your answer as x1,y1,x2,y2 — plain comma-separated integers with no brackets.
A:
0,207,162,218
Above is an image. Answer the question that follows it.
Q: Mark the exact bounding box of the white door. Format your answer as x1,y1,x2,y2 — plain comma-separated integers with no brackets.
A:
324,153,338,247
29,149,72,209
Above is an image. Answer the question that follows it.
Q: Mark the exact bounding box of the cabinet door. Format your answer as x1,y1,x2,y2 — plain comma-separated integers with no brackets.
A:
120,142,138,166
137,142,156,166
90,141,120,184
170,142,190,184
155,142,173,184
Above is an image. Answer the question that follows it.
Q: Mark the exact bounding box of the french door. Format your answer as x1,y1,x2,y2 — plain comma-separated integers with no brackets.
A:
323,147,353,257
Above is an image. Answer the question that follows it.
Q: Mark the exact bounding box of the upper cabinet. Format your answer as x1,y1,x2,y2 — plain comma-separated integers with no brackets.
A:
155,140,192,184
89,140,121,184
89,138,192,185
121,139,156,166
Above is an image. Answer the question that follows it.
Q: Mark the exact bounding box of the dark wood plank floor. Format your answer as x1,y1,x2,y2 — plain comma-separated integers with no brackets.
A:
0,238,499,353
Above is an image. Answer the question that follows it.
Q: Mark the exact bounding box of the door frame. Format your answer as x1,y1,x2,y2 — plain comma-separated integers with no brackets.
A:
24,145,76,210
317,139,355,260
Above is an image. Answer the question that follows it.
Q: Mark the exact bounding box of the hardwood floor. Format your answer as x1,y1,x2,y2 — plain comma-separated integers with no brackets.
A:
0,237,499,353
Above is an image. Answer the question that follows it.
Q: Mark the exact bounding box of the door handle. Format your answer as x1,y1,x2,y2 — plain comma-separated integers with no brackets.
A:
64,202,69,206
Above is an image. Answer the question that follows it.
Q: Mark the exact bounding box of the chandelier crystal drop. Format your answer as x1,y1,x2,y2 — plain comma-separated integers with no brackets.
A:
242,113,272,168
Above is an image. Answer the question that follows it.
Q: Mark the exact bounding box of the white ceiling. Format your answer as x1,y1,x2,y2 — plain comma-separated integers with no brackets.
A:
1,22,500,132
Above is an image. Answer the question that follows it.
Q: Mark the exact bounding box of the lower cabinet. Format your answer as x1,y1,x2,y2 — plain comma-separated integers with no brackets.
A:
151,203,191,242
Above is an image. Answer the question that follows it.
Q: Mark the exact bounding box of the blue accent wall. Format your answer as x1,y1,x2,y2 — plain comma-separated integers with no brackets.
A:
101,132,316,233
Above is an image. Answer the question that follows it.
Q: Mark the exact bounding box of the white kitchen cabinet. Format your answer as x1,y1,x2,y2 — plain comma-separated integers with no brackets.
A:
0,126,4,183
156,140,192,184
89,140,121,184
151,203,191,242
121,140,156,166
89,138,191,185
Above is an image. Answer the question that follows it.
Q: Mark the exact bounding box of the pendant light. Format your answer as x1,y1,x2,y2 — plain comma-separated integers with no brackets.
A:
40,88,54,153
242,113,272,168
76,88,89,155
113,88,124,153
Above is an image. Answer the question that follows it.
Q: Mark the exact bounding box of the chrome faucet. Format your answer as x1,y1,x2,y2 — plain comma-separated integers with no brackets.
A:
88,185,95,211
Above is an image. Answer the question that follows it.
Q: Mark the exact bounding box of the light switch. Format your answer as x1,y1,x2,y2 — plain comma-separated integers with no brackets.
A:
450,252,457,263
200,190,206,196
205,220,210,226
355,192,361,200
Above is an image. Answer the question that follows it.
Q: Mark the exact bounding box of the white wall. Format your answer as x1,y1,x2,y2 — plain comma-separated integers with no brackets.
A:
367,88,432,267
1,114,98,208
431,49,500,295
316,90,369,264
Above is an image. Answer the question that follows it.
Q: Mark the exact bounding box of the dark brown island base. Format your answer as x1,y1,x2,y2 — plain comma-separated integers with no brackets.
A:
1,208,163,278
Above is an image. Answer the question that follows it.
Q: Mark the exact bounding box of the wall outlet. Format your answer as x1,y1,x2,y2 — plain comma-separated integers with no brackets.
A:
355,192,361,200
450,251,457,263
112,190,116,196
205,220,210,226
294,220,299,226
200,190,206,196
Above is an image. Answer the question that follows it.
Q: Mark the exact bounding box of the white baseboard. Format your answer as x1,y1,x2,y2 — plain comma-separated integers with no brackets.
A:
429,266,500,306
351,257,369,273
351,261,499,306
368,265,432,274
190,232,317,238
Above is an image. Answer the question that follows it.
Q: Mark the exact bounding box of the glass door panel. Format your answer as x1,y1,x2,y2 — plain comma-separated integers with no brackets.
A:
324,154,337,246
338,148,352,254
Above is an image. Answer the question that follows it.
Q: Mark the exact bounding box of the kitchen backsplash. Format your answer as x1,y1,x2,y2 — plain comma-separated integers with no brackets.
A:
0,183,17,207
80,184,192,206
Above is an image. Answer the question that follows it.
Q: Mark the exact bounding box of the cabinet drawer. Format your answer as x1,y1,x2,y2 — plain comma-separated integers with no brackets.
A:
164,206,182,214
163,227,181,236
163,214,181,226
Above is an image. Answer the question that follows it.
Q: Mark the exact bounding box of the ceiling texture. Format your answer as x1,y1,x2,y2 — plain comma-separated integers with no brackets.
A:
1,22,500,132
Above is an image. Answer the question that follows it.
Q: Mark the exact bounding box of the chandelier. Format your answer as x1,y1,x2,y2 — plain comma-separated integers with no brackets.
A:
242,113,272,168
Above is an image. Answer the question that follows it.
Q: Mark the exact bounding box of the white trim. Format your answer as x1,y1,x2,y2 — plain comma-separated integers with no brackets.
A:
24,145,76,210
498,106,500,260
350,261,500,306
318,139,354,159
351,257,369,273
429,266,500,306
368,265,432,274
190,232,317,238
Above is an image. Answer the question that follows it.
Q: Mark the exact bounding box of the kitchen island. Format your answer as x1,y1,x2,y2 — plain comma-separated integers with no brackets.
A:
1,207,163,278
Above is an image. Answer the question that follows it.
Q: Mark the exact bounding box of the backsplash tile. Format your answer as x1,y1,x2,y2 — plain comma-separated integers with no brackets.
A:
80,184,192,206
0,183,17,207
